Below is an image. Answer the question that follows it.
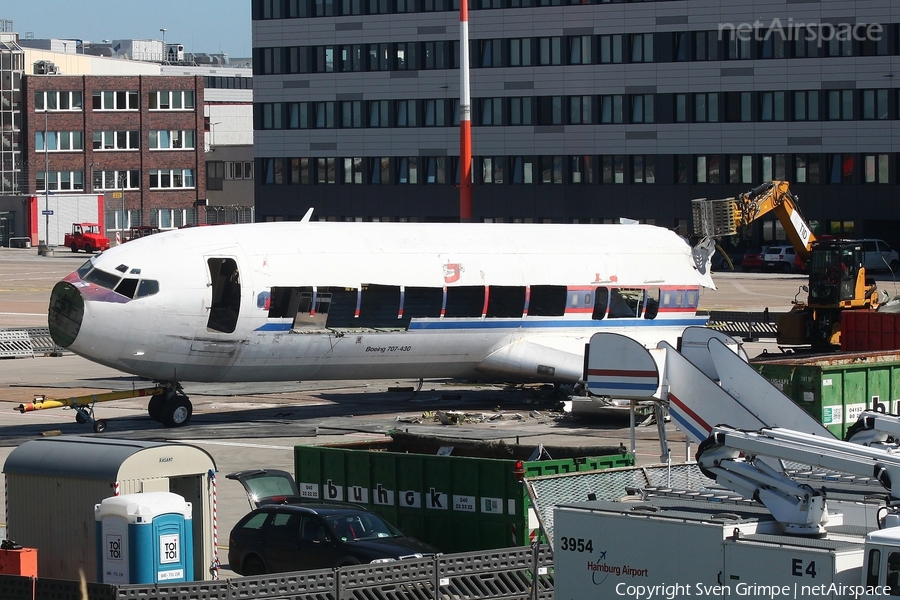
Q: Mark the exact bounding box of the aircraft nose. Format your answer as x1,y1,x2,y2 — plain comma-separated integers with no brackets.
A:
48,281,85,348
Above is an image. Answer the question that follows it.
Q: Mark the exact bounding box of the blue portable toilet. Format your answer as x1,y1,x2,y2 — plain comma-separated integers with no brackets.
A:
95,492,194,584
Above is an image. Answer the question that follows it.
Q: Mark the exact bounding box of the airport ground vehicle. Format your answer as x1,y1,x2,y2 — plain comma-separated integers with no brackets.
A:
64,223,110,253
693,181,882,347
555,423,900,598
126,225,161,241
740,246,767,272
227,503,438,575
859,239,900,273
762,245,802,273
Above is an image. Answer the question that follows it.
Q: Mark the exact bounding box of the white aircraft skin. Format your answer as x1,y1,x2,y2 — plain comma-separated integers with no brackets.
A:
47,221,713,426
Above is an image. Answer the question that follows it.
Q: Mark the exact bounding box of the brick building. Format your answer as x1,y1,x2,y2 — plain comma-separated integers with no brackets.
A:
24,74,207,237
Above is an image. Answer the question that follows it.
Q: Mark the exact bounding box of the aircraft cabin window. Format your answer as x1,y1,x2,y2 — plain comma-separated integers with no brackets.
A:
445,286,486,318
207,257,241,334
527,285,567,316
358,284,402,328
486,286,526,318
591,287,609,320
644,287,660,320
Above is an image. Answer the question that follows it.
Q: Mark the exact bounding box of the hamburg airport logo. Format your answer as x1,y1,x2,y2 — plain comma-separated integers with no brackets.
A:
443,263,464,283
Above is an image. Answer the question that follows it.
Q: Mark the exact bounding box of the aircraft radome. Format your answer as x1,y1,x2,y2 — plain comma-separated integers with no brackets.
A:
47,220,714,427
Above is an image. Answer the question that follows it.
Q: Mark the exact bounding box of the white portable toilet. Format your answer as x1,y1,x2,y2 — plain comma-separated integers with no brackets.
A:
96,492,194,584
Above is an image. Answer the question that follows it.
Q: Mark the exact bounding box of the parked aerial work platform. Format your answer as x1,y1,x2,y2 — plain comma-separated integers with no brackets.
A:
3,436,218,582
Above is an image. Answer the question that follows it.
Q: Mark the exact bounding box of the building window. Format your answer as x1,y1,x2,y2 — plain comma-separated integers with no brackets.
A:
367,100,389,127
396,157,418,184
149,169,196,189
290,158,310,184
367,157,390,184
695,155,720,184
423,99,449,126
632,155,655,184
315,101,335,128
368,43,391,71
340,45,364,72
395,99,417,127
343,157,364,184
509,38,532,66
792,30,819,58
207,161,225,191
479,98,503,125
539,156,563,184
760,91,785,121
35,131,83,152
568,35,592,65
423,41,449,69
673,32,690,62
479,39,502,68
261,158,283,185
148,90,195,110
761,154,786,181
37,170,84,192
317,158,337,184
631,94,654,123
93,130,140,151
510,156,533,184
288,102,309,128
862,90,890,120
538,37,562,66
601,155,625,184
149,130,196,150
315,0,336,16
728,155,753,184
676,155,690,183
538,96,563,125
828,154,855,183
424,156,448,184
759,33,785,59
825,35,853,57
694,31,718,60
725,92,751,122
93,170,139,191
675,94,687,122
600,95,623,124
570,155,595,184
794,155,820,184
226,162,253,179
481,157,505,184
509,97,532,125
694,93,718,122
827,90,854,120
261,103,284,129
341,101,363,128
315,46,336,72
92,90,139,110
34,90,83,111
723,29,752,59
793,91,819,121
599,35,623,64
569,96,592,124
864,154,890,183
630,34,653,63
340,0,364,15
396,42,418,69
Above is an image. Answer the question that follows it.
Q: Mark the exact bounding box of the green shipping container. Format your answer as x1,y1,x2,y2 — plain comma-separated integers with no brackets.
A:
753,350,900,438
293,433,633,554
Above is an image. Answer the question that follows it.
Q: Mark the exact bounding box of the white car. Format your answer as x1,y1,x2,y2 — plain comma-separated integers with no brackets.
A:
859,239,900,272
763,245,800,273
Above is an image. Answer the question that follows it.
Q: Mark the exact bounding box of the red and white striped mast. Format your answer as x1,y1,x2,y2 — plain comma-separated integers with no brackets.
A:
458,0,473,222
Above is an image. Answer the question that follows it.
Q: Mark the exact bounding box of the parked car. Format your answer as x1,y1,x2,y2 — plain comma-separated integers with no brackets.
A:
859,239,900,272
740,246,767,272
227,502,439,575
763,245,801,273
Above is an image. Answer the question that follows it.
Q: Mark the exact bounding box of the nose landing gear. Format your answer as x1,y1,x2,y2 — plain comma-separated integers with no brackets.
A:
148,384,193,427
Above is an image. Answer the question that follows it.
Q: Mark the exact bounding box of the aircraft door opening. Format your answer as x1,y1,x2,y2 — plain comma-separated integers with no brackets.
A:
207,258,241,333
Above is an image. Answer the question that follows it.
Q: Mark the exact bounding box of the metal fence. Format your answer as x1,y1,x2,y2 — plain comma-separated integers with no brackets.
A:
0,545,553,600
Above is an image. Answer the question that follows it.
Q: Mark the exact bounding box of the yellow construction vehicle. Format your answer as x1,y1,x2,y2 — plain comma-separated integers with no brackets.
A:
692,181,882,348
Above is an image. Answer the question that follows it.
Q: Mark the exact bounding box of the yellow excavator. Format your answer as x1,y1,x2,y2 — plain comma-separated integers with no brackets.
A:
692,181,882,348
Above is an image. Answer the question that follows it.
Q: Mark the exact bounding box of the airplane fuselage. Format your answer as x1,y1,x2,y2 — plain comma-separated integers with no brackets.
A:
48,221,711,384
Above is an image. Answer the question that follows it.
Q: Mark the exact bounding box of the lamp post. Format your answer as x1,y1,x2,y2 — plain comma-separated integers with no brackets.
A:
44,111,49,248
160,28,167,62
119,172,127,244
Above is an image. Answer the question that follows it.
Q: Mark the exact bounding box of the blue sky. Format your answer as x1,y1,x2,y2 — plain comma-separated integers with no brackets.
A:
3,1,252,58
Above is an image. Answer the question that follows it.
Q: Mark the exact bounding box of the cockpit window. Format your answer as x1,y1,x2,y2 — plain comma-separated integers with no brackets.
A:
115,278,139,299
83,268,122,290
77,260,93,279
136,280,160,299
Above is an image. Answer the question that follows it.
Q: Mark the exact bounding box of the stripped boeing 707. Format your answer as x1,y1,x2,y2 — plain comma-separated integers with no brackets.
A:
47,220,715,427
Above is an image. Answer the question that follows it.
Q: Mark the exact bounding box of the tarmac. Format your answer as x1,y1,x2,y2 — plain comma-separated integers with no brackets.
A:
0,246,847,577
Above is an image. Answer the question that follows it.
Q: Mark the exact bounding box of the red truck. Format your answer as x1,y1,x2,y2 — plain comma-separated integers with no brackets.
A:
64,223,110,253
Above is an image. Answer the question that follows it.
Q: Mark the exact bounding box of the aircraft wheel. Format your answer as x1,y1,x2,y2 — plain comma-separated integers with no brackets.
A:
161,395,192,428
93,420,108,433
75,412,87,424
148,393,166,422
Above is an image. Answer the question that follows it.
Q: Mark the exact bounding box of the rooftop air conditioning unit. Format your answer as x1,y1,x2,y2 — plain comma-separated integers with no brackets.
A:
34,60,59,75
